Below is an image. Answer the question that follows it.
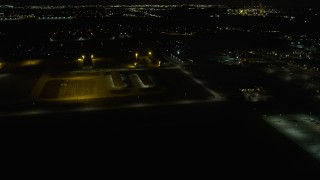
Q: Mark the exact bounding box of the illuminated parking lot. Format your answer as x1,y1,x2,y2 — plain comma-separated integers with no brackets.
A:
0,50,226,118
264,114,320,161
0,66,225,117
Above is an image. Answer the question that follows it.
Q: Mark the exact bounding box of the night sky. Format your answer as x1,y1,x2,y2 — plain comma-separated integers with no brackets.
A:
0,0,318,7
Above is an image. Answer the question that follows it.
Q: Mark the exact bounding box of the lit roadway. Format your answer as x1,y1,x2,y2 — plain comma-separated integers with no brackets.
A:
264,114,320,162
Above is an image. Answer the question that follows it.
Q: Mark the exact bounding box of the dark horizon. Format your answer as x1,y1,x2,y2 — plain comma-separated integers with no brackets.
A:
0,0,319,7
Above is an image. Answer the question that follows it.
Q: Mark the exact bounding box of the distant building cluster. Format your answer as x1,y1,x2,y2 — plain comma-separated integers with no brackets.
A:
227,5,268,17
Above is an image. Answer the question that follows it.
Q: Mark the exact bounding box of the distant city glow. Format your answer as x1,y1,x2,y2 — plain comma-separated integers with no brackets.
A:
20,59,43,67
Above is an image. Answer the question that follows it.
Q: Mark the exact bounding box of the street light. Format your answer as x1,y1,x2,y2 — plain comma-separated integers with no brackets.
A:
148,51,152,56
135,53,139,59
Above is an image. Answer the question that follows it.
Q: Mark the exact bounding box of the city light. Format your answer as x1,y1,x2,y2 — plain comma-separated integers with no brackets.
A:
20,59,43,67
